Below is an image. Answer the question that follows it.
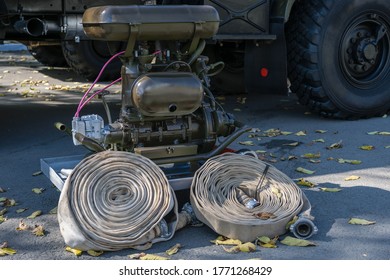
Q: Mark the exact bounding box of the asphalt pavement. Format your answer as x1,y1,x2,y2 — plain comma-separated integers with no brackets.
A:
1,45,390,260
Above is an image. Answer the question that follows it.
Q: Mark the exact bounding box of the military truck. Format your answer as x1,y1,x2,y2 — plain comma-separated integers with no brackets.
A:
0,0,389,119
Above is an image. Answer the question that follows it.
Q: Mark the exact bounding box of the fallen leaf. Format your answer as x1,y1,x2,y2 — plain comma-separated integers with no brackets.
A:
301,153,321,159
327,140,343,150
166,243,182,256
280,236,316,247
338,159,362,165
27,210,42,219
87,250,104,257
65,246,83,256
32,188,45,194
0,247,17,256
32,225,45,236
288,155,298,161
285,216,299,230
3,199,16,207
223,242,257,253
315,130,327,134
0,208,7,215
385,146,390,149
239,141,255,146
283,142,299,147
128,253,146,259
309,159,321,164
379,132,390,135
348,218,376,225
295,130,307,136
0,215,6,224
16,208,27,213
16,220,31,231
233,108,241,112
32,171,43,176
344,175,360,181
0,187,5,193
319,188,342,192
360,145,375,151
367,131,379,135
253,212,277,220
281,131,293,135
296,178,317,188
211,236,242,246
312,139,325,143
0,242,7,248
49,207,57,215
140,254,169,260
367,131,390,135
296,167,315,175
256,236,278,248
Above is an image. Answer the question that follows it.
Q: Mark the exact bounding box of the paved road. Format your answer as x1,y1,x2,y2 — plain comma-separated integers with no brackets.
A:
1,47,390,260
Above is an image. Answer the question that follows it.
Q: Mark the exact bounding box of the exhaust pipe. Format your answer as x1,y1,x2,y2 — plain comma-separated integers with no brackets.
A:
14,18,60,37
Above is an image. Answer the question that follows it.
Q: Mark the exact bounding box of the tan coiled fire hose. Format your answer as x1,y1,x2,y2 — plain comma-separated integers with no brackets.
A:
190,152,312,242
58,151,178,251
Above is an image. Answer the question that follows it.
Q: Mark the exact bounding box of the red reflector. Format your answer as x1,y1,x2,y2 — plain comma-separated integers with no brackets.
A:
260,67,269,77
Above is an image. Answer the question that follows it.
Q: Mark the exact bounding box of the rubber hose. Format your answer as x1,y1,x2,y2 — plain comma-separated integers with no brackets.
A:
58,151,178,251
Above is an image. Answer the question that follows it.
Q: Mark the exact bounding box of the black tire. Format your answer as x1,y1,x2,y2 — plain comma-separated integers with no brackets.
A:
61,40,123,81
28,45,68,67
287,0,390,119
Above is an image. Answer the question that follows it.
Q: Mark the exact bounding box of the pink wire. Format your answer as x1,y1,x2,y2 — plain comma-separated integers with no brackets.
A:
74,50,125,117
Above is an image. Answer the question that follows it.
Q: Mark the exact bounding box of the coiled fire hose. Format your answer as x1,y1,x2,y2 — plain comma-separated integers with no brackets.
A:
190,153,313,242
58,151,179,251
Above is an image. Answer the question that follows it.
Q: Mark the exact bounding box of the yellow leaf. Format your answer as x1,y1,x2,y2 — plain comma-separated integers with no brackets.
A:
239,141,254,146
0,215,6,224
326,140,343,150
280,236,316,247
211,236,242,246
27,210,42,219
0,208,6,215
338,159,362,165
65,246,83,256
295,130,307,136
16,221,31,231
257,236,271,244
312,139,325,143
301,153,321,159
32,188,45,194
344,175,360,181
87,250,104,257
319,188,342,192
32,225,45,236
16,208,27,213
315,130,327,134
348,218,376,225
296,178,317,188
165,243,182,256
280,131,293,135
283,142,299,147
140,254,169,260
256,236,278,248
0,247,17,256
296,167,315,175
223,242,257,253
49,207,57,215
360,145,375,151
2,198,16,207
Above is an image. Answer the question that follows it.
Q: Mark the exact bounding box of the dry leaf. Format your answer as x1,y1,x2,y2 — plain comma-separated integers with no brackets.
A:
283,142,299,147
239,141,255,146
360,145,375,151
65,246,83,256
301,153,321,159
140,254,169,260
211,236,242,246
312,139,325,143
280,236,316,247
281,131,293,135
295,130,307,136
32,225,45,236
32,188,45,194
223,242,257,253
338,159,362,165
253,212,277,220
3,198,16,207
288,155,298,161
16,220,32,231
0,247,17,256
367,131,379,135
344,175,360,181
0,241,7,248
296,167,315,175
87,250,104,257
326,140,343,150
0,215,6,224
0,187,5,193
128,253,146,259
49,207,58,215
0,208,7,215
348,218,376,225
27,210,42,219
256,236,278,248
297,178,317,188
320,188,342,192
309,159,321,164
166,243,182,256
16,208,27,213
315,130,327,134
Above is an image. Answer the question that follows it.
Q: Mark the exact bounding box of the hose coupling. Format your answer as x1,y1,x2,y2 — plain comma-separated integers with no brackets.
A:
289,216,318,239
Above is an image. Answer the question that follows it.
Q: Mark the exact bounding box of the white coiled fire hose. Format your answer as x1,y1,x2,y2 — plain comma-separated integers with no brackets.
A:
190,152,312,242
58,151,178,251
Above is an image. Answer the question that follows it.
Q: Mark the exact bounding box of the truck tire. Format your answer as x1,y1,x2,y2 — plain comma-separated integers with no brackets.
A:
61,40,122,81
28,45,68,67
287,0,390,118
